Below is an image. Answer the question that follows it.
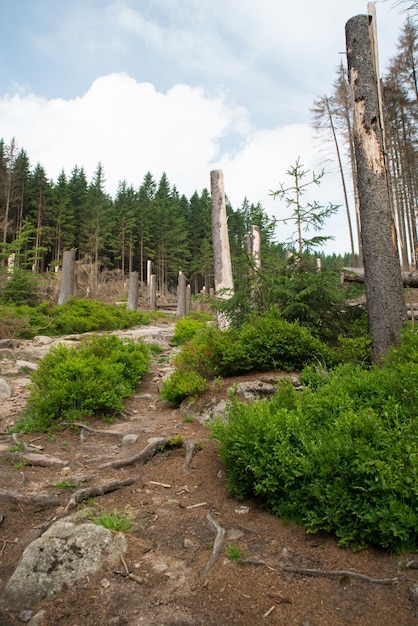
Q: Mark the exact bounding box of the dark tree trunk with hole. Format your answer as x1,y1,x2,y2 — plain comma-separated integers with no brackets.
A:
345,15,407,362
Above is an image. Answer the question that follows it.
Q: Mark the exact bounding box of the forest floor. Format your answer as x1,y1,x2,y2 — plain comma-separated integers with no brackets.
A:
0,316,418,626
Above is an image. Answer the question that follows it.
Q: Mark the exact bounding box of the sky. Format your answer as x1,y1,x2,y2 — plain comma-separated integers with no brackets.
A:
0,0,411,255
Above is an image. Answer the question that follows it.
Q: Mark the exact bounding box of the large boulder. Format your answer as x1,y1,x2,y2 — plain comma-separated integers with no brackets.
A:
1,518,127,611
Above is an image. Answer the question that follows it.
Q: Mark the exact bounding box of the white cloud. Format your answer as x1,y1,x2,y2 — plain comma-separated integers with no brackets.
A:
0,72,353,253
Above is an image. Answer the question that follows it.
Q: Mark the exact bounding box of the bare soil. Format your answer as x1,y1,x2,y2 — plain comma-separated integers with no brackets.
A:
0,319,417,626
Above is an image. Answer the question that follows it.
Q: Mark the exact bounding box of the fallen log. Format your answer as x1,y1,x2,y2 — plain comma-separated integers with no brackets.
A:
343,267,418,287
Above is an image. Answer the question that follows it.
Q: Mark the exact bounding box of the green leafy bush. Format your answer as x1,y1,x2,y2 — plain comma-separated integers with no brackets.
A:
0,298,150,340
212,326,418,552
18,334,150,431
160,370,208,407
47,298,150,335
173,308,333,380
171,316,210,346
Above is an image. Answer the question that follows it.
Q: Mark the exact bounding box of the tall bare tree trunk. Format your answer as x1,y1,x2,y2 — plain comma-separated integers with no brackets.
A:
346,14,407,362
58,248,76,305
210,170,234,329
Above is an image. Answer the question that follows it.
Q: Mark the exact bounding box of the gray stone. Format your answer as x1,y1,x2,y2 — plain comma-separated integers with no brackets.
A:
32,336,55,346
0,339,20,349
15,360,38,371
1,518,127,611
121,434,138,446
0,378,12,399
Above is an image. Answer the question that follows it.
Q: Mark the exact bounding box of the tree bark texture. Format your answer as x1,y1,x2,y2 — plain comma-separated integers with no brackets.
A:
176,271,187,318
58,248,76,305
149,274,157,311
127,271,139,310
210,169,234,329
345,15,407,362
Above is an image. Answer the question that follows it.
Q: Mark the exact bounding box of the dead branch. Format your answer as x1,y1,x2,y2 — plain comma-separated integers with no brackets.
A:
182,439,196,474
98,436,170,469
62,422,126,440
281,565,399,585
64,477,137,511
0,488,60,509
243,557,399,586
200,512,226,576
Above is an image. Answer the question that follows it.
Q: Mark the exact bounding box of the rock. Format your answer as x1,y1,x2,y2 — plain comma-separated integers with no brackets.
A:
0,349,15,359
27,610,46,625
18,609,33,622
0,378,12,399
0,339,20,349
121,434,138,446
32,336,55,346
409,584,418,606
0,518,127,611
180,397,227,423
15,360,38,372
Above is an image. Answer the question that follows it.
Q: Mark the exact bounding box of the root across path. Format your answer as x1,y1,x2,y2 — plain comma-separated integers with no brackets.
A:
0,320,417,625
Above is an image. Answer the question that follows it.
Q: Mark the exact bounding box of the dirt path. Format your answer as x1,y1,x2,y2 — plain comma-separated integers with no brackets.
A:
0,320,417,625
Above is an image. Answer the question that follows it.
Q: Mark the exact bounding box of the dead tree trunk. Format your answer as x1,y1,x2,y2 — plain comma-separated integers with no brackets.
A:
58,248,76,305
210,169,234,329
127,271,139,310
345,14,407,362
176,271,187,318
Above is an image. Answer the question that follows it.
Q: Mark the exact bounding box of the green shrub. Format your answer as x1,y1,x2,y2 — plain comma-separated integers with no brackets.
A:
1,269,39,307
47,298,150,335
18,334,150,431
173,309,333,380
174,325,226,379
160,370,208,407
211,328,418,552
171,317,209,346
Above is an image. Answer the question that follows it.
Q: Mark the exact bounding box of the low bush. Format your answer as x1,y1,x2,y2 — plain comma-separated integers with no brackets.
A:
47,298,150,335
0,298,150,339
160,370,208,407
171,316,210,346
211,326,418,552
173,308,334,380
17,334,150,431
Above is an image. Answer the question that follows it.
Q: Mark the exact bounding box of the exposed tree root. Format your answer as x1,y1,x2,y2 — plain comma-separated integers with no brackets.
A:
62,422,127,440
64,477,138,511
200,512,225,577
0,488,60,509
243,558,399,586
182,439,196,474
98,436,170,469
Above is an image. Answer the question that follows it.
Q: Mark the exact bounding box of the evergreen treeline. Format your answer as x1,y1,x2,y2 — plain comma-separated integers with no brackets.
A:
0,140,354,295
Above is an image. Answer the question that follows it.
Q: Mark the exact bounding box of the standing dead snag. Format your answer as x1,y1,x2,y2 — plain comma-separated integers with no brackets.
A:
210,169,234,329
345,14,407,362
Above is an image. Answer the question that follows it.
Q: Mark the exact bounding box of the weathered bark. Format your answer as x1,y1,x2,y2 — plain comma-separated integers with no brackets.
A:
176,271,187,318
149,273,157,311
210,169,234,329
127,271,139,310
58,248,76,305
345,15,407,362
